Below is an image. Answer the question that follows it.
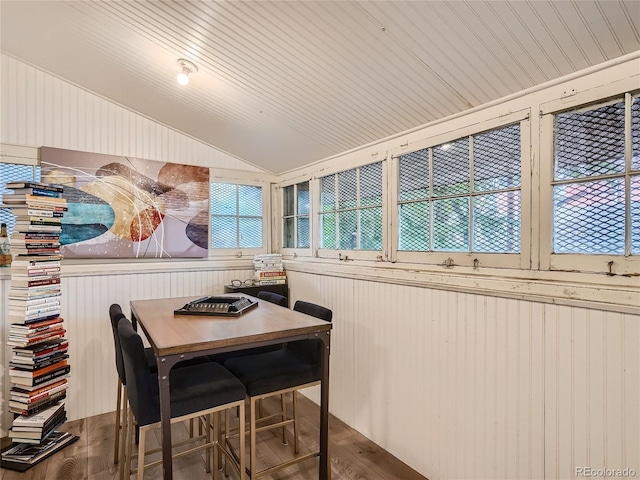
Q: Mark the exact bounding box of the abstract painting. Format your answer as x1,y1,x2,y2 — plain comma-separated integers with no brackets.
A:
40,147,209,258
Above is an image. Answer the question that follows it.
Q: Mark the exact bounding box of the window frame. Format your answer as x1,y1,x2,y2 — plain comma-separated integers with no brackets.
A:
280,178,313,257
540,89,640,275
316,155,389,262
389,109,531,270
208,172,271,259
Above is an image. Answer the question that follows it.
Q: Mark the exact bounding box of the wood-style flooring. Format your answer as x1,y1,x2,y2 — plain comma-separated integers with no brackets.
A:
1,395,428,480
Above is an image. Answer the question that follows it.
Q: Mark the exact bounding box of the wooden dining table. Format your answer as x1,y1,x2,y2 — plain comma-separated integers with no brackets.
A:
129,294,333,480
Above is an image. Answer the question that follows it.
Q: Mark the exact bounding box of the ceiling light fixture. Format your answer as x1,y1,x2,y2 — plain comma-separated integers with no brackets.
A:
176,58,198,86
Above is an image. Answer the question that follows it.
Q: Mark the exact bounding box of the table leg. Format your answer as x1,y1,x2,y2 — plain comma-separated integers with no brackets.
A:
158,358,174,480
319,331,331,480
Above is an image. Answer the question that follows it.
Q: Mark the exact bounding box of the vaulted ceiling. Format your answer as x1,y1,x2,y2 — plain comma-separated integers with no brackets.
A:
1,1,639,173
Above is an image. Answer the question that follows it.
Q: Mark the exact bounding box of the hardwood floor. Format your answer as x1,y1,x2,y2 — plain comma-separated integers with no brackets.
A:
1,395,428,480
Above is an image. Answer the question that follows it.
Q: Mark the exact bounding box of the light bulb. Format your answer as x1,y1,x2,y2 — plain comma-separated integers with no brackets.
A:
177,69,190,86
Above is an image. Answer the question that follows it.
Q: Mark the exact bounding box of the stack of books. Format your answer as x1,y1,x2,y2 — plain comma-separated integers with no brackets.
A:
1,430,78,472
1,181,74,470
7,402,67,444
253,253,286,285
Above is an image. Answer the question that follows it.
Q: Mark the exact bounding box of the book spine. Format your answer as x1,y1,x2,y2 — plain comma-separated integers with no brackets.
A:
22,278,61,288
12,385,68,406
7,333,65,348
10,210,64,218
254,271,286,278
11,379,68,397
255,279,287,285
10,393,67,416
23,194,66,203
24,189,62,198
15,366,70,387
6,182,63,192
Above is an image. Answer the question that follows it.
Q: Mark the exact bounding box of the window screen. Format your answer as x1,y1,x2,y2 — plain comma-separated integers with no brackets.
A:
210,182,263,249
319,162,382,251
552,95,639,255
0,163,40,235
398,123,521,253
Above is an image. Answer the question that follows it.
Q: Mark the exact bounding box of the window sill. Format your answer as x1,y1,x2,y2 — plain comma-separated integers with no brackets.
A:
283,258,640,314
0,258,253,280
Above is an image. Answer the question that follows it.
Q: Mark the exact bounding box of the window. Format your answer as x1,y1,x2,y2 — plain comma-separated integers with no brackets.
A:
319,162,383,252
541,91,640,274
397,123,522,257
553,96,638,254
210,182,264,251
0,163,40,235
282,181,310,249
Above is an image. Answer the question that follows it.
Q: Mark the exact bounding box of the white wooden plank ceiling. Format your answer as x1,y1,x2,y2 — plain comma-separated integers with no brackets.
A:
1,1,639,173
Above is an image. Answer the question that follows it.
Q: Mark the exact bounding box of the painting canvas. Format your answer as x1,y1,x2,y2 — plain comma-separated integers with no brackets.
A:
40,147,209,258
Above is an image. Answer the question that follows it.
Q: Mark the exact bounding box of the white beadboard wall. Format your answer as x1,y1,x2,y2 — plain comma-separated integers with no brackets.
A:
0,54,265,434
1,54,263,172
1,51,639,480
1,268,255,432
287,270,640,480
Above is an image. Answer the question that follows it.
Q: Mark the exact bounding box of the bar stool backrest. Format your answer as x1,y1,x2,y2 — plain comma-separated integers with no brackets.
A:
109,303,128,385
288,301,332,367
117,318,159,427
293,300,332,322
257,291,288,307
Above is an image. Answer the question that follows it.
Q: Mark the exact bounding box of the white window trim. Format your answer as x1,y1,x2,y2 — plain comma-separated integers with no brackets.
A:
208,169,273,259
316,155,388,262
390,110,531,270
539,89,640,276
280,178,313,258
0,144,39,166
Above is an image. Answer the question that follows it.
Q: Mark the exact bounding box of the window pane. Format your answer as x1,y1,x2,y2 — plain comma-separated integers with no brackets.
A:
211,183,236,215
211,216,237,248
632,96,640,171
338,169,357,210
433,197,469,251
297,216,310,248
319,212,336,249
238,185,262,216
399,149,429,201
433,138,469,197
398,202,429,251
283,185,294,217
283,217,294,248
338,210,357,249
360,162,382,207
474,124,521,191
360,207,382,250
297,181,309,215
320,175,335,212
239,217,262,248
555,101,625,180
554,178,625,254
630,175,640,254
473,191,521,253
0,164,40,235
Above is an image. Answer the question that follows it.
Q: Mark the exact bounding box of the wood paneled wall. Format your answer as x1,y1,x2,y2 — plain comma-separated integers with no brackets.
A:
287,270,640,480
